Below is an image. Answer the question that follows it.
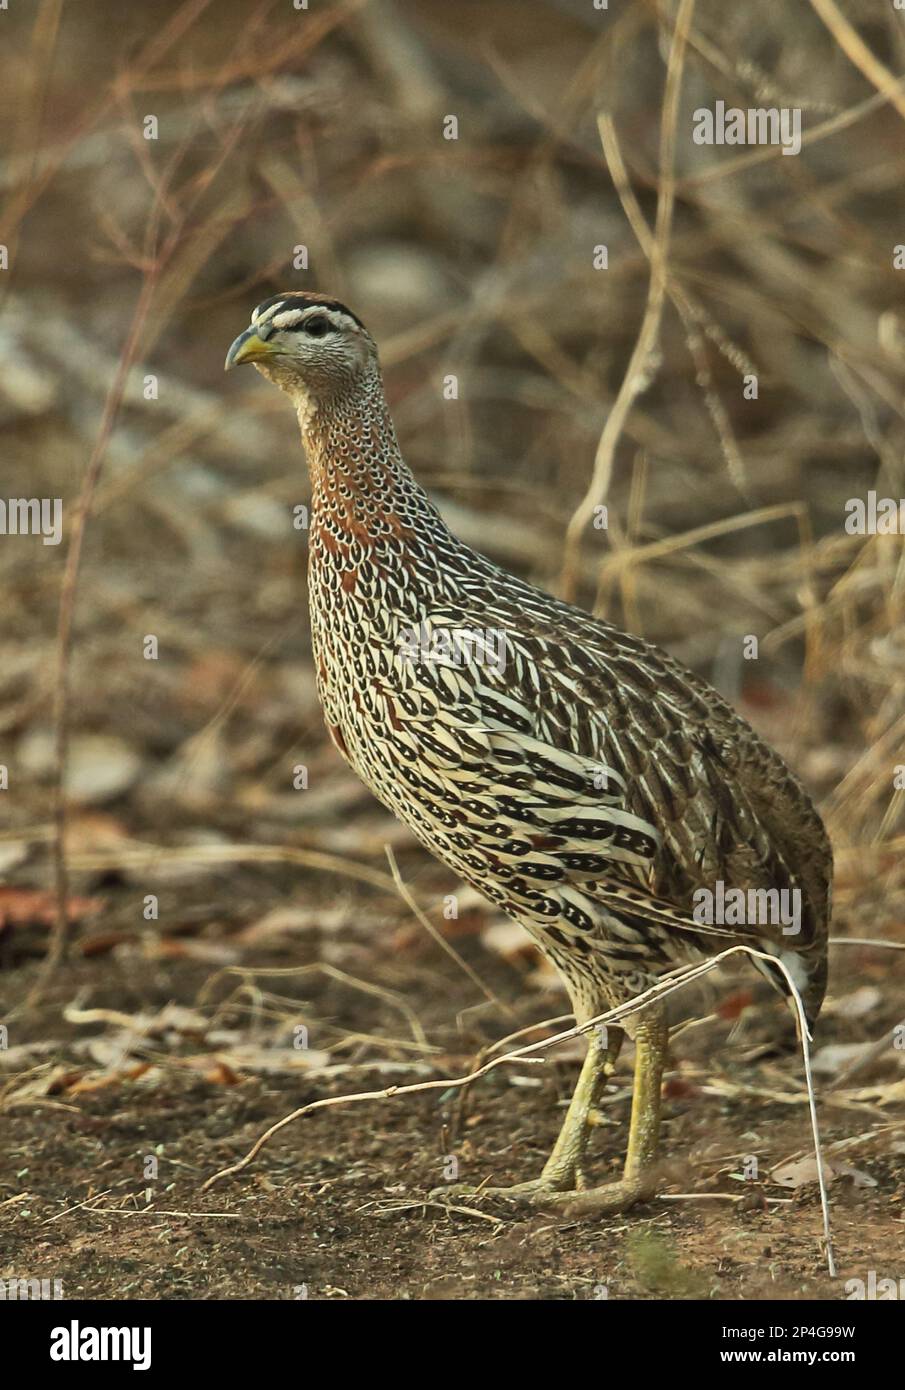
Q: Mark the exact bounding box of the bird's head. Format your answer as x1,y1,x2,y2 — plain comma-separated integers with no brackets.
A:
225,292,377,407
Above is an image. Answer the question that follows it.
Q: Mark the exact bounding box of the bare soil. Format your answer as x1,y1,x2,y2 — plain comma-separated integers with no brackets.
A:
2,877,901,1302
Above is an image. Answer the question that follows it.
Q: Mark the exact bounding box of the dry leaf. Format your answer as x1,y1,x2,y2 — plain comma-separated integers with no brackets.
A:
810,1042,876,1076
0,887,103,929
717,989,754,1021
831,986,882,1019
771,1156,877,1188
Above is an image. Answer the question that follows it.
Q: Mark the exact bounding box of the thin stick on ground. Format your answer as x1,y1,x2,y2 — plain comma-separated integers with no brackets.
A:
385,845,515,1018
449,1013,574,1142
200,942,836,1278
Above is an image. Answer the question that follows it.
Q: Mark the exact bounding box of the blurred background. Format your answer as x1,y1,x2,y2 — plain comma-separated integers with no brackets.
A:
0,0,903,1299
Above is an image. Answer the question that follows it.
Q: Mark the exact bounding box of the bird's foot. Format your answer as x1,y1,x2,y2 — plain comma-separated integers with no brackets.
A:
429,1148,585,1207
429,1173,654,1217
525,1175,655,1216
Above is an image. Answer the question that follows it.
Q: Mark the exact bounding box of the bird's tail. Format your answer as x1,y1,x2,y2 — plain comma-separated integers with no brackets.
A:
752,944,826,1034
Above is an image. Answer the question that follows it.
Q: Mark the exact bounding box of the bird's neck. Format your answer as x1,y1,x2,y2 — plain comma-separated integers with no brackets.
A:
296,369,446,544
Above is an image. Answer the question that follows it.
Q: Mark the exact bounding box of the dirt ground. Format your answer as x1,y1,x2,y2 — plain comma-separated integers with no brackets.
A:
2,867,902,1302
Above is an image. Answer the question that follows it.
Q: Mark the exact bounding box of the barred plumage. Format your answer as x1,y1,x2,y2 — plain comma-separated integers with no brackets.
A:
226,292,832,1214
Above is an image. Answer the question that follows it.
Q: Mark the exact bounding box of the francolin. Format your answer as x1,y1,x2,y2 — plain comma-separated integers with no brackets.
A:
225,292,832,1215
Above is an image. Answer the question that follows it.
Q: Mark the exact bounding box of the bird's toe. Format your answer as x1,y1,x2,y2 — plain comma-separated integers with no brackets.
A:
525,1176,656,1217
429,1176,576,1209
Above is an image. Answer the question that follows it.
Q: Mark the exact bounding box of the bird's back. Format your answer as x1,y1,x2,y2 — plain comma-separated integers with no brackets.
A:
310,509,831,1028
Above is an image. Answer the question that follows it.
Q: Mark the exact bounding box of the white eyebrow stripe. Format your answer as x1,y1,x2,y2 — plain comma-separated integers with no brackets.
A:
251,301,355,331
252,300,288,325
271,309,307,329
274,306,350,332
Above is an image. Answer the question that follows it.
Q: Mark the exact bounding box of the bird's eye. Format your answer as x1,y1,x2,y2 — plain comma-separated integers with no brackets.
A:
304,316,330,337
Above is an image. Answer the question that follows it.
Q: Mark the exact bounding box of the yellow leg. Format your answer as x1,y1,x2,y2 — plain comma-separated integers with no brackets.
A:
430,1024,625,1204
432,1007,667,1216
536,1024,624,1190
531,1005,667,1215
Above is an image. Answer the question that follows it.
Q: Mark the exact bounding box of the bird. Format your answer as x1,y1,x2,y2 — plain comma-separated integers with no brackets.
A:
225,291,832,1215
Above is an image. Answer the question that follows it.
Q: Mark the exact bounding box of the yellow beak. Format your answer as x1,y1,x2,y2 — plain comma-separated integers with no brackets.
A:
224,329,275,371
